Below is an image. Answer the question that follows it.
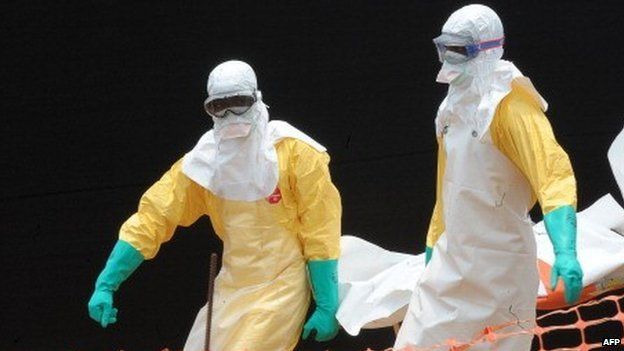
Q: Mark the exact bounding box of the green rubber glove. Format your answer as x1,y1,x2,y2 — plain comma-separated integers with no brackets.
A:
302,259,340,342
544,205,583,304
88,240,144,327
425,246,433,265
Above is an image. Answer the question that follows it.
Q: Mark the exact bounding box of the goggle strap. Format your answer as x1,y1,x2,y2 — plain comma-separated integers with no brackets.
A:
478,37,505,51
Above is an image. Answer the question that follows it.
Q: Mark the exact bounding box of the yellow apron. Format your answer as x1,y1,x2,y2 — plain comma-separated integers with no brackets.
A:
182,137,340,351
184,194,310,350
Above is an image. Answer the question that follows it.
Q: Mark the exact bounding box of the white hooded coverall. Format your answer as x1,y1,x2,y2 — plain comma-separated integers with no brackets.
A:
395,5,577,350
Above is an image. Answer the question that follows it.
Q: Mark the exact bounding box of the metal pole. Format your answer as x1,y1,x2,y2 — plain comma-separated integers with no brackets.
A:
205,253,218,351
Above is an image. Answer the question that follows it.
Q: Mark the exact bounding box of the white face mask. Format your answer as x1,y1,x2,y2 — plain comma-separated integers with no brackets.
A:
436,61,472,86
213,111,255,141
219,123,252,140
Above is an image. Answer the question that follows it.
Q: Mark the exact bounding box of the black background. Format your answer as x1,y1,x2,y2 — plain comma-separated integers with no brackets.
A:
2,1,624,350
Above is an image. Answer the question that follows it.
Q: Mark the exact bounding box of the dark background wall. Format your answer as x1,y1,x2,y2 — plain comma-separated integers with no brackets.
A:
2,1,623,350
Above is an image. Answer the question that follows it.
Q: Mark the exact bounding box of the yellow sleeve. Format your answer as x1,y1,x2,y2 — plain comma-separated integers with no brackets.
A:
426,137,446,249
491,84,577,214
119,158,209,259
289,139,342,261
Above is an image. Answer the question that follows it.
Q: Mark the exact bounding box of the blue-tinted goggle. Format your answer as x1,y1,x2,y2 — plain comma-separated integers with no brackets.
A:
433,33,505,64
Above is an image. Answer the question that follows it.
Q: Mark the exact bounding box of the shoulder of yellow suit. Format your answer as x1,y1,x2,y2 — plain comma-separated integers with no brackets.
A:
492,80,577,213
275,137,331,160
497,80,543,116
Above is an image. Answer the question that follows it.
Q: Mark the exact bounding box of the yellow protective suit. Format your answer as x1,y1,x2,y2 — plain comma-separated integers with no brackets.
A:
119,138,341,351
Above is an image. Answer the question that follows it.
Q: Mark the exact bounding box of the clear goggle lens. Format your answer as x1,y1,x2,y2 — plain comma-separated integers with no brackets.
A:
433,33,504,64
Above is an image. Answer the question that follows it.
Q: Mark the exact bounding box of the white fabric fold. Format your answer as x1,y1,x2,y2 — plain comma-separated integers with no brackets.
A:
182,120,325,201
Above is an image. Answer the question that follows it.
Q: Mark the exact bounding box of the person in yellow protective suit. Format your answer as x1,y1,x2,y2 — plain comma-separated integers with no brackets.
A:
87,60,342,351
395,5,583,350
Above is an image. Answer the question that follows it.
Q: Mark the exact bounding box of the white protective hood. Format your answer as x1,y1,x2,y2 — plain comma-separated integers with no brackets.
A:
182,60,325,201
435,4,547,140
183,120,326,202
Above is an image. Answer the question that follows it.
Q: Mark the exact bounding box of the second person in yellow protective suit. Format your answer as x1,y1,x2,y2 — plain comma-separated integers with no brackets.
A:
87,60,342,351
395,4,583,350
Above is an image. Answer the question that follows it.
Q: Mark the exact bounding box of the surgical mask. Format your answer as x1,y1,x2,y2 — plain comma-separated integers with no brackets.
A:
436,61,472,86
213,108,257,140
433,32,504,65
219,122,252,140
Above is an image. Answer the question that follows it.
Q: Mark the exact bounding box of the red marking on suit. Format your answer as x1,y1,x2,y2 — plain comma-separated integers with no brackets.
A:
266,187,282,204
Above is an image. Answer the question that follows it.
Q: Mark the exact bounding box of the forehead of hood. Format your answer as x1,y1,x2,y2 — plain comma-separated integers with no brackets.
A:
442,4,504,42
207,60,258,98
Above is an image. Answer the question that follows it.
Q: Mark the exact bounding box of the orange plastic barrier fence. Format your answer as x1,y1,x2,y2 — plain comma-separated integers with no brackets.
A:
386,290,624,351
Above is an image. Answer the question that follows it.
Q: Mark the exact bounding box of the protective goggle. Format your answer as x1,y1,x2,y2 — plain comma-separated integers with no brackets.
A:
433,33,505,64
204,93,257,118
